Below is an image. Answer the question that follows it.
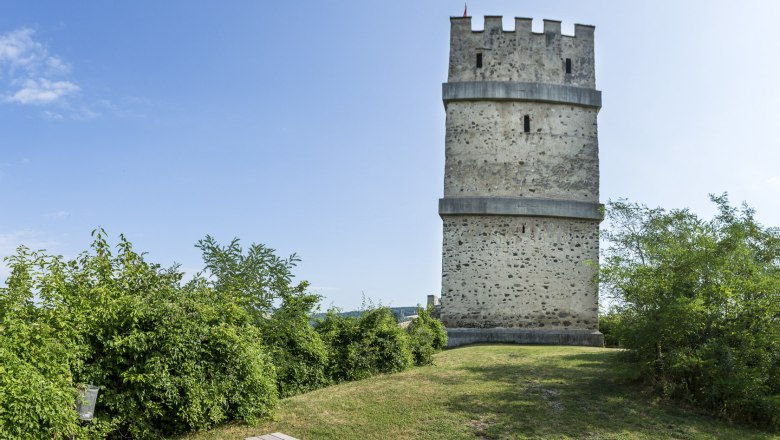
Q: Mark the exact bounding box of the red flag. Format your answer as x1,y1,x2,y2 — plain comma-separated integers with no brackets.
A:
463,3,468,17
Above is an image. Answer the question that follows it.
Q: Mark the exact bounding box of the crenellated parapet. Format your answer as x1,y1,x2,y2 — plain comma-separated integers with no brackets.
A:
451,16,594,38
448,16,596,88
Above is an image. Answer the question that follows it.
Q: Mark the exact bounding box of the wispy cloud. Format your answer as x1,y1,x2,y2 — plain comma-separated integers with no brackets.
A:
49,210,70,219
767,176,780,187
0,27,79,107
6,78,79,105
0,28,68,73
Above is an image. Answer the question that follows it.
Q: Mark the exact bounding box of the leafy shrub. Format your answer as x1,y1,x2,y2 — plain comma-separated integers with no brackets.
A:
316,307,413,382
597,310,625,348
195,236,328,398
0,247,116,439
405,306,448,366
1,232,279,439
600,195,780,429
0,249,82,439
72,233,279,438
263,291,329,397
0,231,449,438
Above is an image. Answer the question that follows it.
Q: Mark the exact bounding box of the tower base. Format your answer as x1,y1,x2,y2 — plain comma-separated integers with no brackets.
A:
446,328,604,348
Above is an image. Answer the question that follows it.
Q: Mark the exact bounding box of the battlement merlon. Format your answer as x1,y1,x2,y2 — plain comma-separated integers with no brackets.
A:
450,16,595,40
448,15,596,88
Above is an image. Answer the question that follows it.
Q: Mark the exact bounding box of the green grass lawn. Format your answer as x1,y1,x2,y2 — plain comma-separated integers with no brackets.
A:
183,345,778,440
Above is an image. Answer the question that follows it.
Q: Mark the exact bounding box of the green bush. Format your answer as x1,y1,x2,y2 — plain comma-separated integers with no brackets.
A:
316,307,413,382
263,291,329,398
0,232,280,439
195,236,328,399
0,231,450,438
405,306,448,366
0,249,81,439
600,195,780,429
66,233,278,438
0,247,114,439
597,310,625,348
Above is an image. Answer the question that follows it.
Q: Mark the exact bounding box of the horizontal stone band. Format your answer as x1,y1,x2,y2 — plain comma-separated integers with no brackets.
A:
442,81,602,108
446,328,604,348
439,196,603,220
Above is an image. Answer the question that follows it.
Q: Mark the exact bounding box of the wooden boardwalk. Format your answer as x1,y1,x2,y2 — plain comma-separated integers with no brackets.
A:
245,433,298,440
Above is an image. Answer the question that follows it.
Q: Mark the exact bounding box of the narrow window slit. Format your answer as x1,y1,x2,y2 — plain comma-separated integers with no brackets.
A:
522,224,526,234
523,115,531,133
476,53,483,68
565,58,572,74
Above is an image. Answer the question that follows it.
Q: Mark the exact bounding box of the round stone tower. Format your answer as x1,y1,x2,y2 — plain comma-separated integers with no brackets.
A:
439,16,604,347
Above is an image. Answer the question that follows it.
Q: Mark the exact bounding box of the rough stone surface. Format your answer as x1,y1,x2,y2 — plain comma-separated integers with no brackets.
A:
448,17,595,87
443,101,599,201
439,16,602,339
440,216,599,329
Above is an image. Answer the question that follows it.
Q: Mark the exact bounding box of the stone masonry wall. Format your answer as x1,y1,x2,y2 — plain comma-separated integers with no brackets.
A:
440,215,599,330
449,17,595,87
444,101,599,202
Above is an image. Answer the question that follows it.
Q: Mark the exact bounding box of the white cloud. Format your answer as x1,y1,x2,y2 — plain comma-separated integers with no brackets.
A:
0,27,78,106
49,210,69,219
0,28,68,74
41,109,64,119
767,176,780,187
6,78,79,104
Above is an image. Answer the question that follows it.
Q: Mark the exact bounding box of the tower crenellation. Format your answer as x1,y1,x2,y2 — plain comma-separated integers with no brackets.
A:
448,17,595,88
439,14,604,347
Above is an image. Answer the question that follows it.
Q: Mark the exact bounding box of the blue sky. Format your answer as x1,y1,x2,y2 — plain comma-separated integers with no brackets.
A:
1,1,779,311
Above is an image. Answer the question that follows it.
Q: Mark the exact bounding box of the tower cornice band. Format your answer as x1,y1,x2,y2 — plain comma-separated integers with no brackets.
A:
442,81,601,108
439,197,603,221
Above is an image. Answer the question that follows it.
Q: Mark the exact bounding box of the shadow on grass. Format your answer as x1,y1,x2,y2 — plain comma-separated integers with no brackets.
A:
442,347,773,439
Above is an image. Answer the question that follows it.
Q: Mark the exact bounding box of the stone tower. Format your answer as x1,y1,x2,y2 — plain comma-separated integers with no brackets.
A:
439,16,604,347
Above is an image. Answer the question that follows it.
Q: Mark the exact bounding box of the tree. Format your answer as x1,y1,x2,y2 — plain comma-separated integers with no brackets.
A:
196,236,328,398
600,195,780,428
196,235,306,324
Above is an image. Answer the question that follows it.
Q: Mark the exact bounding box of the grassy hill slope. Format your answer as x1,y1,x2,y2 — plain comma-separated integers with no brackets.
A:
184,345,778,440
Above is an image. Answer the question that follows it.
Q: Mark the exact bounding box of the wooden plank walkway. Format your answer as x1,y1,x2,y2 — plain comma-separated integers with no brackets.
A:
245,433,298,440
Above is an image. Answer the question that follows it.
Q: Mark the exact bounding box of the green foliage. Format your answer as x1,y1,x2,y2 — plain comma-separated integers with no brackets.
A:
0,232,279,439
405,306,448,366
597,310,625,348
196,235,304,324
264,291,329,398
600,195,780,429
0,231,448,438
70,232,279,438
0,248,82,439
310,306,419,321
196,236,328,399
316,307,414,382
